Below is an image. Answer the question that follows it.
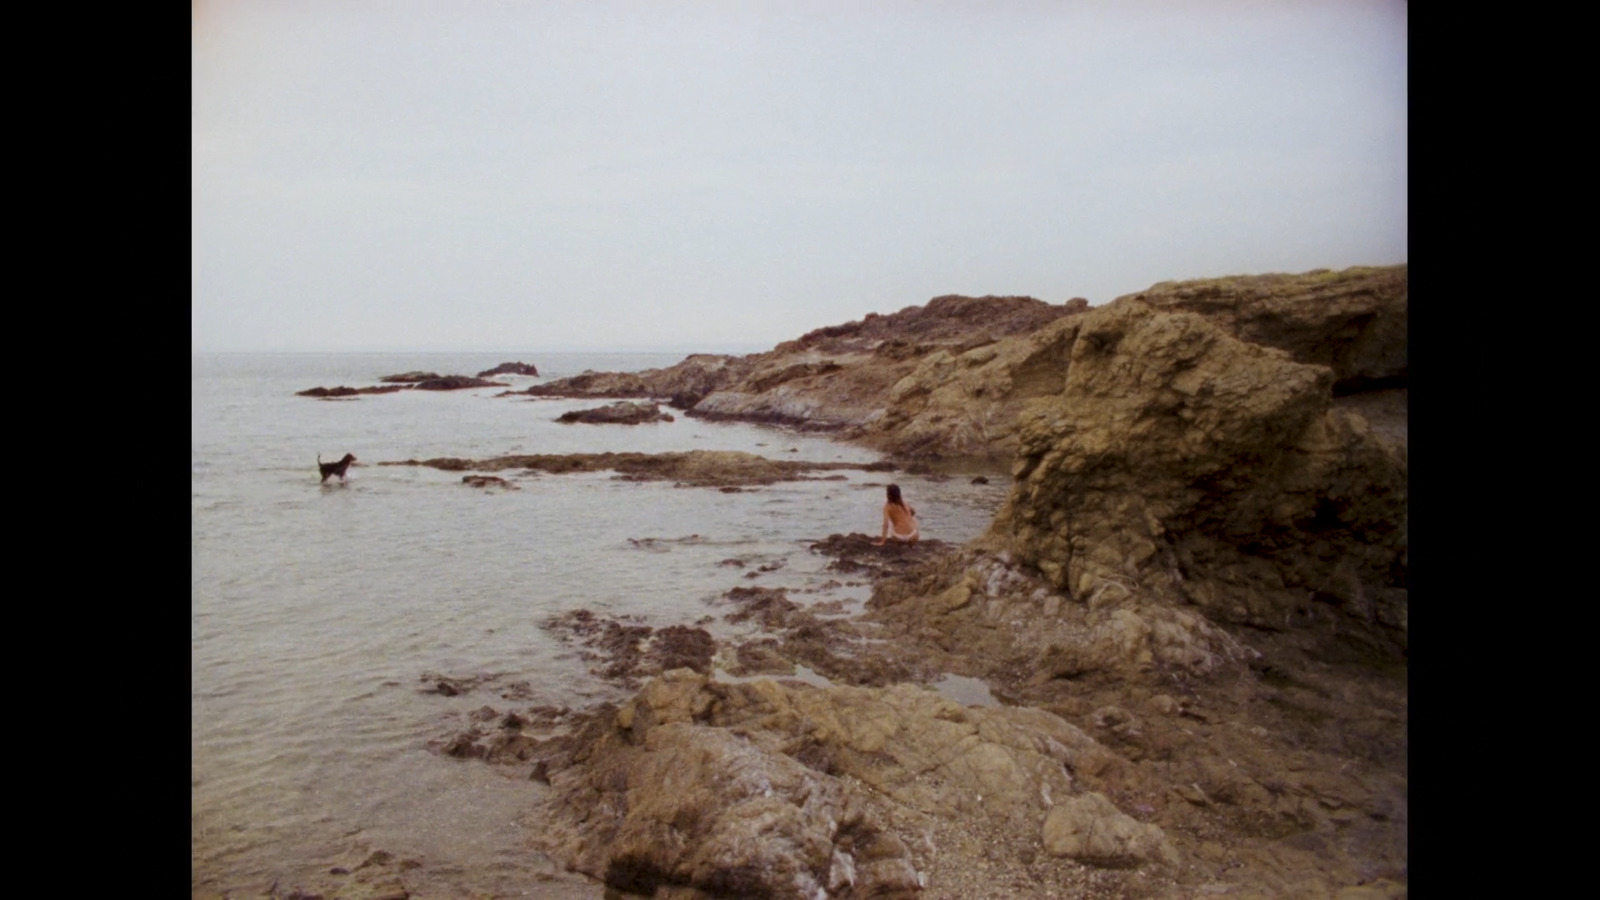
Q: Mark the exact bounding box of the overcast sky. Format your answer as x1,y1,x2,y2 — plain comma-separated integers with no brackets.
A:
192,0,1407,353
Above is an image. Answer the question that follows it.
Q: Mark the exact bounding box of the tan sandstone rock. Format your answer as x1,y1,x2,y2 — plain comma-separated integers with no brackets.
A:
1130,265,1407,392
1040,791,1179,868
996,296,1406,649
534,669,1182,898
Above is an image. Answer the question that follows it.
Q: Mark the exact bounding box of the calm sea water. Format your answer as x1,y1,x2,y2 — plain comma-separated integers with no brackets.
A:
191,352,1010,899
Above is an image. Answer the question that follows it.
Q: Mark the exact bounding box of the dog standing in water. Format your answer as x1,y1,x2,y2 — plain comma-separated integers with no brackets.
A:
318,453,357,483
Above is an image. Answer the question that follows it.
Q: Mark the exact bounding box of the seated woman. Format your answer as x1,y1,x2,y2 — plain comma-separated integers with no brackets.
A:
873,484,919,546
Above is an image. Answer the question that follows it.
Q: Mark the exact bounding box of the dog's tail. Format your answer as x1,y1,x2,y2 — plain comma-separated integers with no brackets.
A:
318,453,324,465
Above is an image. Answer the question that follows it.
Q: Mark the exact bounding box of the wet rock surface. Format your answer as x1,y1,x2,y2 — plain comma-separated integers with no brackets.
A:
410,374,506,390
298,371,506,397
379,450,893,488
556,400,676,425
296,384,406,398
807,533,953,580
542,609,717,688
379,370,443,383
424,530,1403,898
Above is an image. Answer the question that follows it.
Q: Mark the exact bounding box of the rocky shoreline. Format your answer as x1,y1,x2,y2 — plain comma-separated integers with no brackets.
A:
277,265,1406,899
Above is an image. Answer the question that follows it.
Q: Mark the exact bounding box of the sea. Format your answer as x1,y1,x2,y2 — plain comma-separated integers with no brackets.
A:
191,351,1012,899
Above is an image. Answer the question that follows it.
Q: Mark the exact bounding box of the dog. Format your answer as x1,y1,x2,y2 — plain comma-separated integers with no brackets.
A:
318,452,357,483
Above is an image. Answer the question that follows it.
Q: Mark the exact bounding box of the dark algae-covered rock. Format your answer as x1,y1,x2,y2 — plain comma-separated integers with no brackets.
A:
296,384,405,398
476,361,539,377
380,450,878,488
299,370,507,397
378,370,441,383
412,374,506,390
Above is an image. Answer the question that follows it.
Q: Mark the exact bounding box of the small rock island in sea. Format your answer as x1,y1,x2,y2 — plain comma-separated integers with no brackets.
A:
297,364,532,398
320,266,1410,899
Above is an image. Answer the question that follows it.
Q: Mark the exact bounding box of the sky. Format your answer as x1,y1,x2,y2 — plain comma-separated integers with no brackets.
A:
192,0,1407,353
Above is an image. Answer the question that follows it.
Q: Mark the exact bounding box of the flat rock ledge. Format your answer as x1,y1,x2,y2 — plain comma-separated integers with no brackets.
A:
298,374,506,397
556,400,676,425
296,384,406,398
380,450,893,488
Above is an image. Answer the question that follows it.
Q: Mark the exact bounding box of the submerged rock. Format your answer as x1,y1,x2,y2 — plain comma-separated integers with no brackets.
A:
381,450,879,488
541,609,715,686
263,848,418,900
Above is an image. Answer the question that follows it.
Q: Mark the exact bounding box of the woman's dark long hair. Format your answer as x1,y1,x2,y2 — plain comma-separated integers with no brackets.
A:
886,484,907,509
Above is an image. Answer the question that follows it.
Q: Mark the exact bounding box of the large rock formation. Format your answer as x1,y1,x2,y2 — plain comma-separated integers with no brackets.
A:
1132,266,1406,394
685,295,1089,433
517,268,1404,466
996,296,1407,656
520,295,1089,441
857,315,1084,460
532,669,1178,899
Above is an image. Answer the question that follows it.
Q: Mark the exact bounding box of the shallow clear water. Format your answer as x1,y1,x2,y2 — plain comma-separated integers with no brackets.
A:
191,352,1010,898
